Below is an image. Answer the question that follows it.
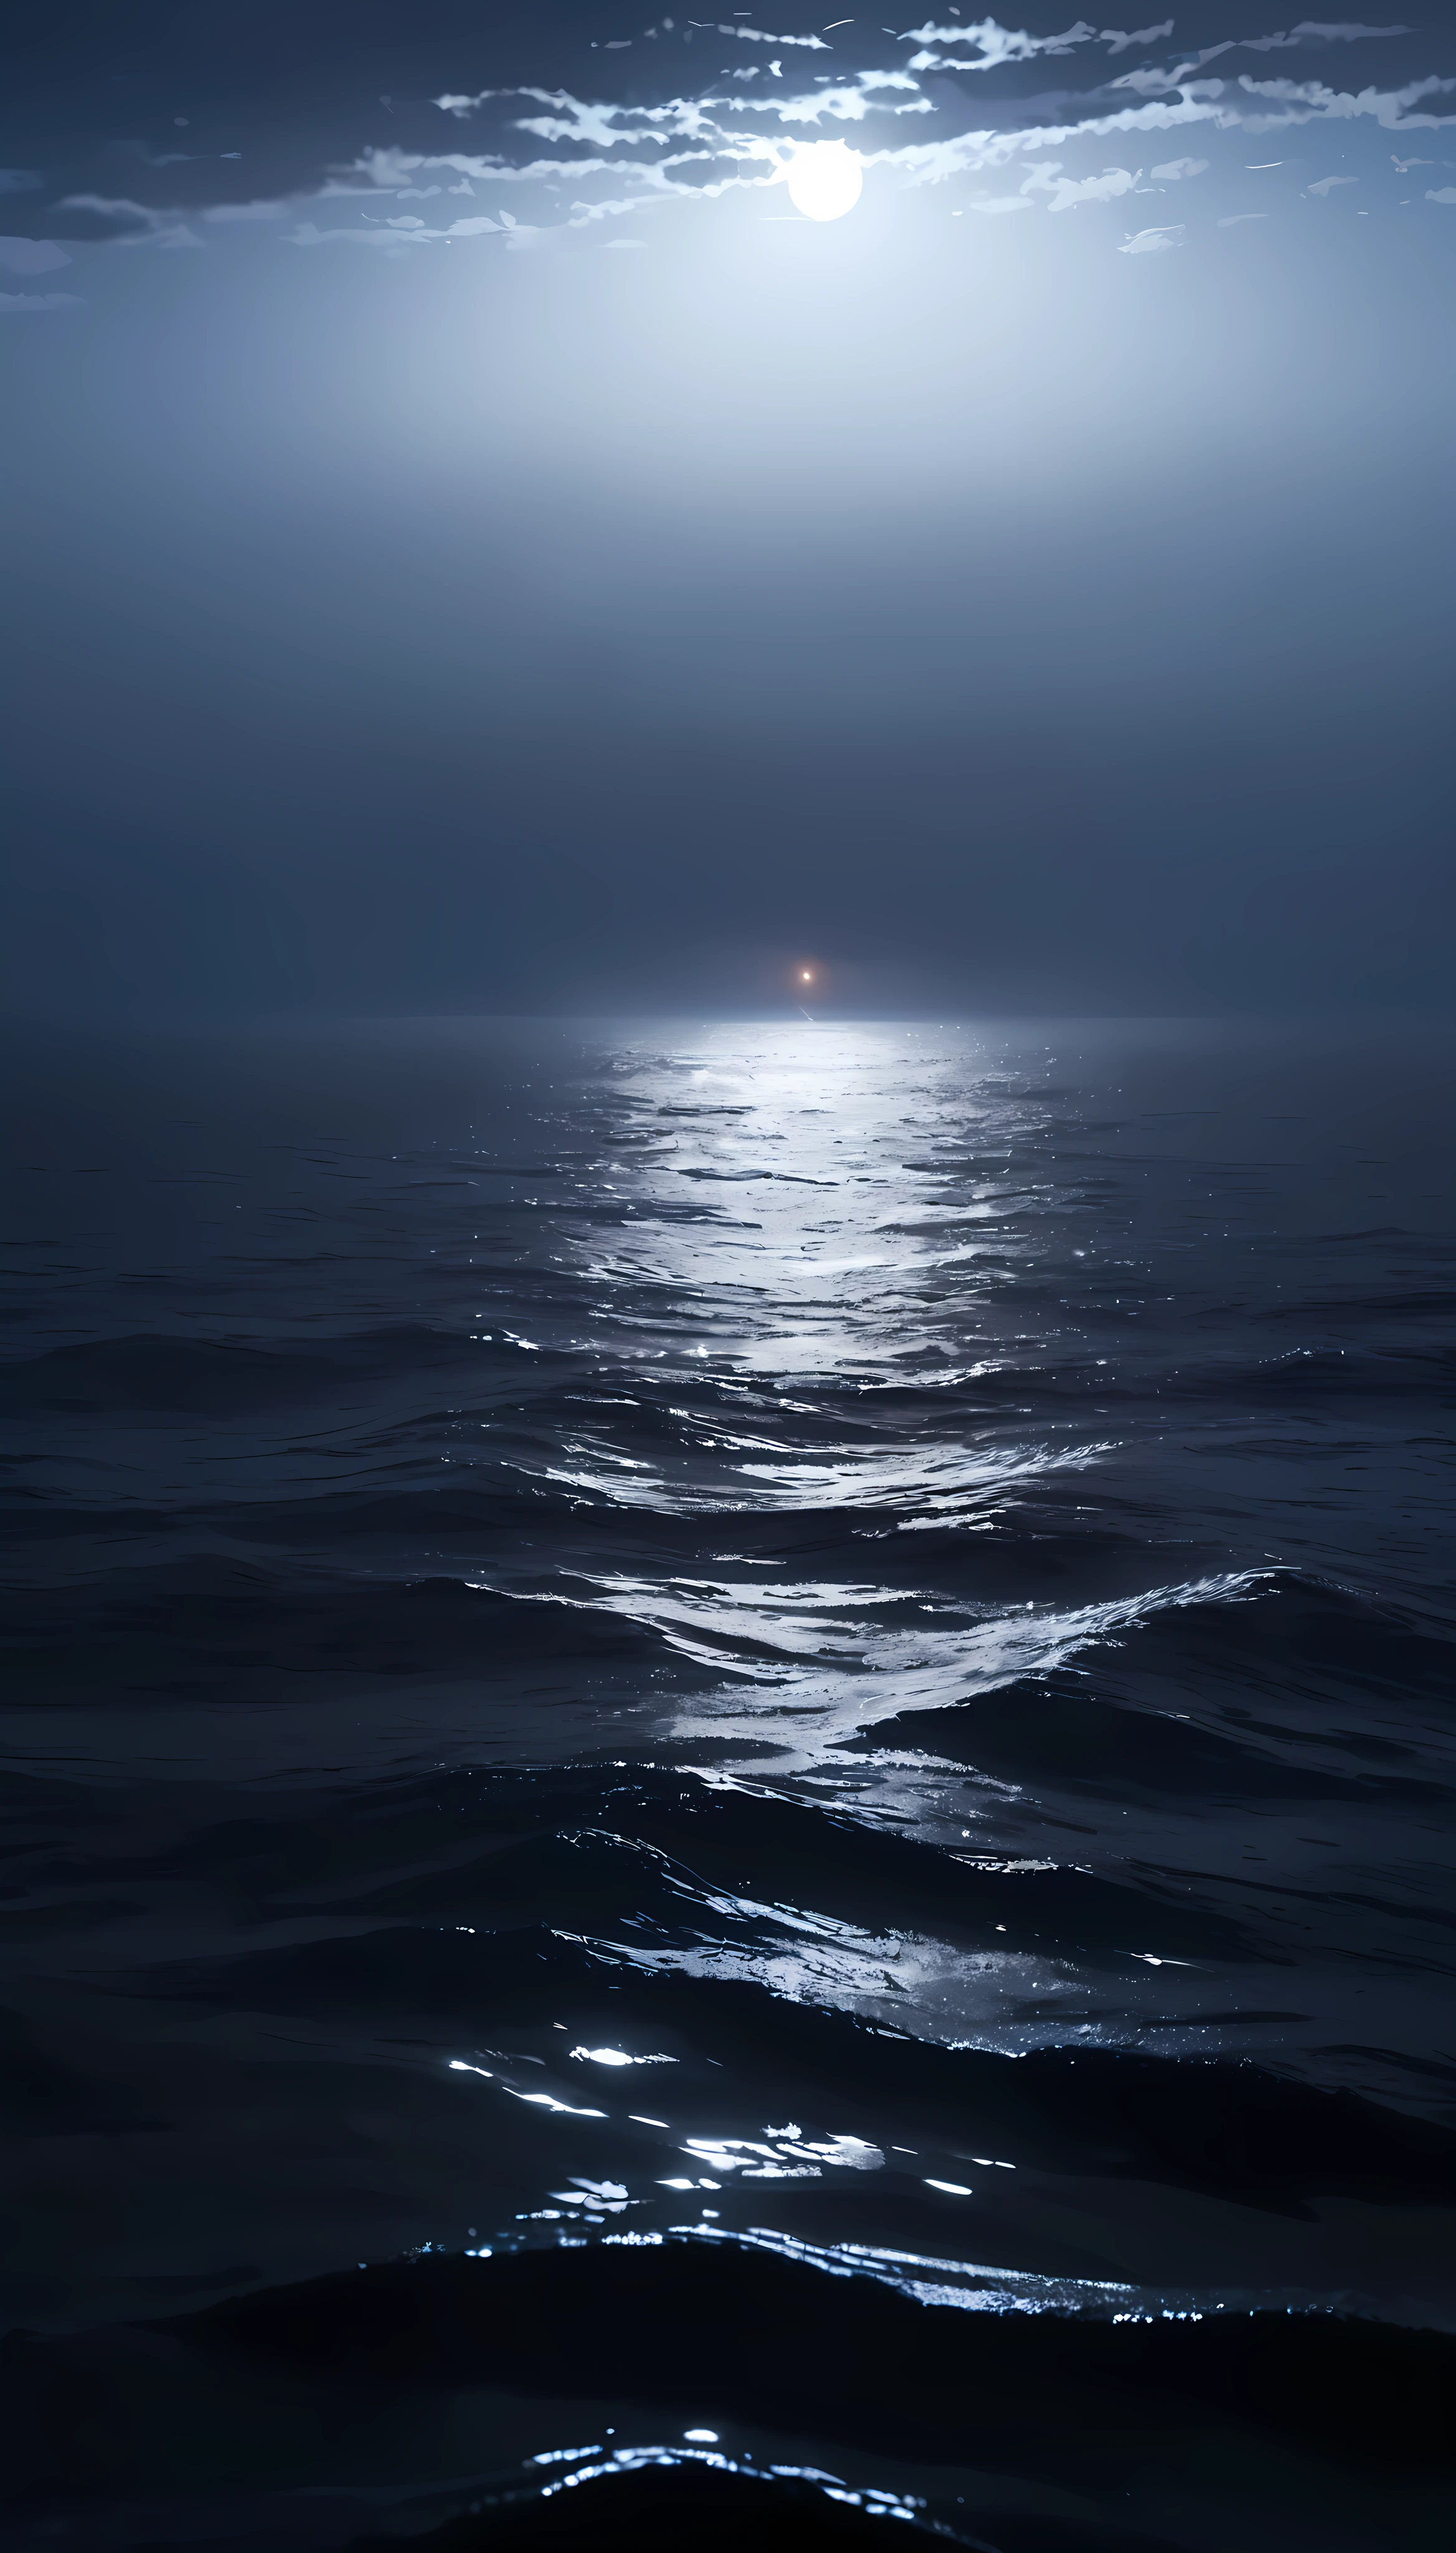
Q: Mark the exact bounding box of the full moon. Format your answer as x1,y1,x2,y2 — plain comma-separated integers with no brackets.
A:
785,141,863,224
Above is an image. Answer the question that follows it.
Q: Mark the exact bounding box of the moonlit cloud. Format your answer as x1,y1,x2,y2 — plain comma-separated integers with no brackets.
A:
1109,61,1229,91
0,235,70,272
729,70,933,125
1099,23,1177,55
1236,72,1455,128
1253,21,1412,43
1021,160,1142,210
1118,219,1185,246
713,23,831,44
52,194,204,247
899,19,1105,69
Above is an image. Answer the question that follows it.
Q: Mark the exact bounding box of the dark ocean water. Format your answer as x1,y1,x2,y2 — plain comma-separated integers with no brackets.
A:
1,1015,1453,2553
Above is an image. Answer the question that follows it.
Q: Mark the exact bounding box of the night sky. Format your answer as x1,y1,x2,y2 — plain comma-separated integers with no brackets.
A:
2,6,1452,1019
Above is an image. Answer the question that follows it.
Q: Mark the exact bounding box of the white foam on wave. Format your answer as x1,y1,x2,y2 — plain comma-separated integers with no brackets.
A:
567,1564,1276,1753
534,1430,1111,1516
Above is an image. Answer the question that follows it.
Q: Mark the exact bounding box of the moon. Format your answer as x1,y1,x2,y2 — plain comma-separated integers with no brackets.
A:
785,141,863,224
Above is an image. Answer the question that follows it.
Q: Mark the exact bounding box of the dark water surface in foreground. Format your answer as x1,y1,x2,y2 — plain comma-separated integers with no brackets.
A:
2,1017,1453,2552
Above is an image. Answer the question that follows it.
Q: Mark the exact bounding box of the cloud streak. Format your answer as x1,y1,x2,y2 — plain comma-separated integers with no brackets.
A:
1118,220,1185,249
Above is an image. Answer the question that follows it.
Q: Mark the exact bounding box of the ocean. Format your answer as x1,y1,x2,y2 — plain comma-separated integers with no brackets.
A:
2,1014,1452,2551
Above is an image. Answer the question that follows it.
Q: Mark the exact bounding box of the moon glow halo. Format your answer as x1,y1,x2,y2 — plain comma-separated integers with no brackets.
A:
785,141,863,224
